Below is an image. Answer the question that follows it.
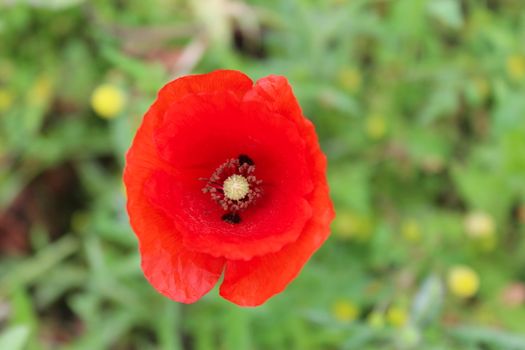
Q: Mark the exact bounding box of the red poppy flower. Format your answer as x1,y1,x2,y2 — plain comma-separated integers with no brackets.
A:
124,70,334,306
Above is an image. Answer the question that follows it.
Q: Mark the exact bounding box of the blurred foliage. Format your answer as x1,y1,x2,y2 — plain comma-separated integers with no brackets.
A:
1,0,525,349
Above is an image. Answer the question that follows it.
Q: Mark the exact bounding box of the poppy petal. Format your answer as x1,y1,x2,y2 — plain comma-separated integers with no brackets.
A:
246,75,304,126
124,99,225,303
138,211,225,303
219,174,333,306
156,69,253,111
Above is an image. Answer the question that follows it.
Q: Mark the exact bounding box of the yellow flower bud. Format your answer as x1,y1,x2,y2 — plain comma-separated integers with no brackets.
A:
507,54,525,80
332,212,372,241
365,114,387,140
91,83,125,119
331,299,359,323
447,265,480,298
338,67,362,93
386,306,408,328
401,219,421,242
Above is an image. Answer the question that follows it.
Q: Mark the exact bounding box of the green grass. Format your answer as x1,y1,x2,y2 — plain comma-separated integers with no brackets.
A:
1,0,525,349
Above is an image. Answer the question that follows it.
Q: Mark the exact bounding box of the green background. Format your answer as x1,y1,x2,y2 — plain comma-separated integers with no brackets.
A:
1,0,525,349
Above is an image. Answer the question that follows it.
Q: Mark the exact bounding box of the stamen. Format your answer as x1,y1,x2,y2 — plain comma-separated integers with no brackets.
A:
222,212,241,224
202,156,263,215
238,154,254,166
223,174,249,200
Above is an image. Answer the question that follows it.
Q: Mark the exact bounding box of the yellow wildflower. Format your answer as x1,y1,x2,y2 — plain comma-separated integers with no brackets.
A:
365,113,387,140
447,265,480,298
401,219,421,242
506,54,525,80
338,67,362,93
331,300,359,323
333,212,372,241
386,306,408,328
91,83,126,119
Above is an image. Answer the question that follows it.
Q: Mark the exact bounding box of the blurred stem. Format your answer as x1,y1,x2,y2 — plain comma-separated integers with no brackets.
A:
158,301,182,350
222,307,252,350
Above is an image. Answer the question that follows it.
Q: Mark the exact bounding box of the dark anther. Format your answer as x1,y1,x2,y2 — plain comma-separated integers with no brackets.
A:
238,154,254,166
222,212,241,224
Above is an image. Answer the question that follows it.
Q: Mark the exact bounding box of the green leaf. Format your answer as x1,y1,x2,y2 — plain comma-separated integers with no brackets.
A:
0,325,30,350
427,0,464,29
450,326,525,350
411,275,444,328
0,236,78,298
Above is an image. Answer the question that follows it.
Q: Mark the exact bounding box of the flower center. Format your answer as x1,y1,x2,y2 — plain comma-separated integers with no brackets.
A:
223,174,250,200
202,154,263,223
